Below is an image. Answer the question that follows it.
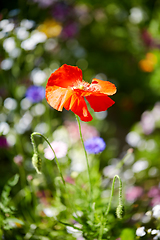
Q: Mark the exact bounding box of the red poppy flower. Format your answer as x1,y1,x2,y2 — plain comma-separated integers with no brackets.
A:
46,64,117,122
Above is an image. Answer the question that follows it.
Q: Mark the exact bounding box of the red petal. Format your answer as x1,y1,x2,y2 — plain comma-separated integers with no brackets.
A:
46,86,72,111
47,64,83,88
90,79,117,95
64,94,93,122
86,94,115,112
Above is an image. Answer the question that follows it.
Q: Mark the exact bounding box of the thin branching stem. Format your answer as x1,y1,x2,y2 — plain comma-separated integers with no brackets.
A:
31,132,65,186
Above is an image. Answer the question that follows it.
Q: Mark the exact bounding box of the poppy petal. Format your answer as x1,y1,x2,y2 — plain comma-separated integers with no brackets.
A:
90,79,117,95
47,64,83,88
65,94,93,121
86,94,115,112
46,86,72,111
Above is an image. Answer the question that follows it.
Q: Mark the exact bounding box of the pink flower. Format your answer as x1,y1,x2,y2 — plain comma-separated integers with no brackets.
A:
141,111,155,135
65,121,99,142
44,141,68,160
126,186,143,202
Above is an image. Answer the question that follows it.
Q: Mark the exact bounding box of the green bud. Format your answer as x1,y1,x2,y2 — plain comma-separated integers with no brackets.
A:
32,153,42,174
116,204,125,219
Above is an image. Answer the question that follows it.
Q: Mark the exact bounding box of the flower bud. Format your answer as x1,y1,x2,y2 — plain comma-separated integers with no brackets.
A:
116,204,125,219
32,153,42,174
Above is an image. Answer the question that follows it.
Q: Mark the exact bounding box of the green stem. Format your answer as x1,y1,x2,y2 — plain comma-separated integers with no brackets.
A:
31,132,65,186
75,115,92,207
105,175,122,216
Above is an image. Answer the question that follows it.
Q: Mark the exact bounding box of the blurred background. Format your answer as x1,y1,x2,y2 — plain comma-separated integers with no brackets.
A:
1,0,160,239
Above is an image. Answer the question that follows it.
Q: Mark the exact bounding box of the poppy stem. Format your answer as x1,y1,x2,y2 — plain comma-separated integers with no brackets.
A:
31,132,65,186
75,115,93,207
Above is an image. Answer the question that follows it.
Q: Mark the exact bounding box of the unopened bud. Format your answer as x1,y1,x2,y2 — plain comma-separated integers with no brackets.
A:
116,204,125,219
32,153,42,174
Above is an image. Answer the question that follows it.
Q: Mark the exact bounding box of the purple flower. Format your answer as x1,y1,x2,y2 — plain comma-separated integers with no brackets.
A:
51,2,72,22
84,137,106,154
26,85,45,103
0,136,9,148
61,22,79,39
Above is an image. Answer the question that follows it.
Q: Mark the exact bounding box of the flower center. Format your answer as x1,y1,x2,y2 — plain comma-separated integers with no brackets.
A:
72,81,90,91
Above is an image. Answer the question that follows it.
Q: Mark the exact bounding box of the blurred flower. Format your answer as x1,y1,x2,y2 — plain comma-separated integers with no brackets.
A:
141,110,155,135
34,122,49,134
0,122,10,135
44,141,68,160
103,165,120,178
1,58,13,70
148,186,160,207
21,31,47,51
0,136,9,148
139,52,157,72
126,186,143,202
0,19,14,33
152,205,160,219
31,0,55,8
31,103,46,116
15,111,33,134
65,120,99,142
65,176,75,185
69,148,86,172
51,2,73,22
30,68,47,85
132,159,149,173
26,85,45,103
4,97,17,110
20,19,35,29
129,7,144,24
46,64,116,121
13,155,23,165
125,131,141,147
84,137,106,154
27,175,33,181
136,226,146,237
61,22,79,39
3,37,16,53
43,207,59,217
15,27,29,40
141,29,160,49
38,19,62,38
152,102,160,122
66,224,82,238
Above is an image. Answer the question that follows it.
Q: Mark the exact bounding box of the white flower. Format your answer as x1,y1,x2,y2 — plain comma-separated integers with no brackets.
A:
1,58,13,70
34,123,49,134
153,205,160,219
66,224,82,238
132,159,148,173
129,7,144,24
0,122,10,135
43,207,59,217
16,27,29,40
136,226,146,237
31,31,47,44
126,131,141,147
4,97,17,110
30,68,47,85
3,37,16,52
21,38,36,51
20,19,35,29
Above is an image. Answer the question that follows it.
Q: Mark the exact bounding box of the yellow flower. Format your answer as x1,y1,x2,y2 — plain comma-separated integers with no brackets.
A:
139,52,157,72
38,19,62,38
